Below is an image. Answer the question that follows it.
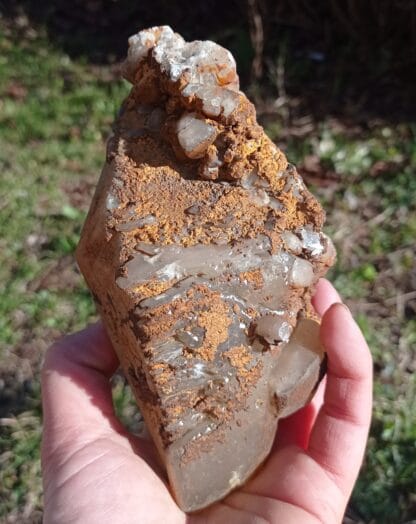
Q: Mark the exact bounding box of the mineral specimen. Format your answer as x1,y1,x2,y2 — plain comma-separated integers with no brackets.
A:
76,26,336,512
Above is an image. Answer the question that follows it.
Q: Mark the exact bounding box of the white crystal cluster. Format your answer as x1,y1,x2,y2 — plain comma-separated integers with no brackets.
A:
125,26,238,89
123,26,242,160
181,84,240,119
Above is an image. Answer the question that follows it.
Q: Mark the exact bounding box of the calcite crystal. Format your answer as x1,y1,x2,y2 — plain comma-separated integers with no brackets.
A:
77,26,336,512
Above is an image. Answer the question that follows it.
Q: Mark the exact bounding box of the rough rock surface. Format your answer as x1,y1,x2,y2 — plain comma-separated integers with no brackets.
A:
77,26,336,512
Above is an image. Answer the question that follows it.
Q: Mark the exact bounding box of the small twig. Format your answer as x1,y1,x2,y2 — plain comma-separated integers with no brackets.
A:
352,302,384,311
384,291,416,306
275,51,287,103
367,207,395,226
266,45,290,127
247,0,264,80
384,291,416,319
0,417,18,426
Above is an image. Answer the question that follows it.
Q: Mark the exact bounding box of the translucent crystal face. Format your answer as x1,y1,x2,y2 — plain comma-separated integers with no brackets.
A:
77,25,335,513
176,113,217,159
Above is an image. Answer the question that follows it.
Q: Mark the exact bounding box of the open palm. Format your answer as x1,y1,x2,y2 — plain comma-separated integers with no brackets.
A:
41,279,372,524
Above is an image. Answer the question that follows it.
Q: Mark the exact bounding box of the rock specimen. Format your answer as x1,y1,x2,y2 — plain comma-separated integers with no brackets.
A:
77,26,336,512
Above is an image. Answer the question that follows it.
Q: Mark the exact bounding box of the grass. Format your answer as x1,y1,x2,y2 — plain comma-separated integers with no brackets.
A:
0,20,415,523
0,24,128,521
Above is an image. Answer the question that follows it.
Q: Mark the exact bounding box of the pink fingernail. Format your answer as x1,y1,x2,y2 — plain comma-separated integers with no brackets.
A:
335,302,351,314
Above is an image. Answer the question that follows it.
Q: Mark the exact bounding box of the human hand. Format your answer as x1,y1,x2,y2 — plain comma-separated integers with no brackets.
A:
41,279,372,523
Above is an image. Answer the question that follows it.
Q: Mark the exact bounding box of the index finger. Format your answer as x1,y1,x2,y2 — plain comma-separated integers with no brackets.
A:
307,303,373,497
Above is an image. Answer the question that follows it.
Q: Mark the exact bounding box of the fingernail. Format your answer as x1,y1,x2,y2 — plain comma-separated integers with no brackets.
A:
335,302,351,314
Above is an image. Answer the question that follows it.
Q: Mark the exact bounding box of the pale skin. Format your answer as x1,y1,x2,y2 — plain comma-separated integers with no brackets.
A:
41,279,373,523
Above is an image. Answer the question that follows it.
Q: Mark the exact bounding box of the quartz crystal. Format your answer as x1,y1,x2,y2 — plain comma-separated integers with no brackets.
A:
77,26,336,512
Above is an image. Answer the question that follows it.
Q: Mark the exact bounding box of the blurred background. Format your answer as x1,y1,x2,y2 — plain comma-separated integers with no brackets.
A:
0,1,415,522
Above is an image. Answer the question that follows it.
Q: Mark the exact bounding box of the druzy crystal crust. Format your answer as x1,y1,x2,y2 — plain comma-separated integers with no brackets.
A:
77,26,335,512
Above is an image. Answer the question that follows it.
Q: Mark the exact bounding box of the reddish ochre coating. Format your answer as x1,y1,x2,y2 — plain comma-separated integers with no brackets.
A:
77,26,335,512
